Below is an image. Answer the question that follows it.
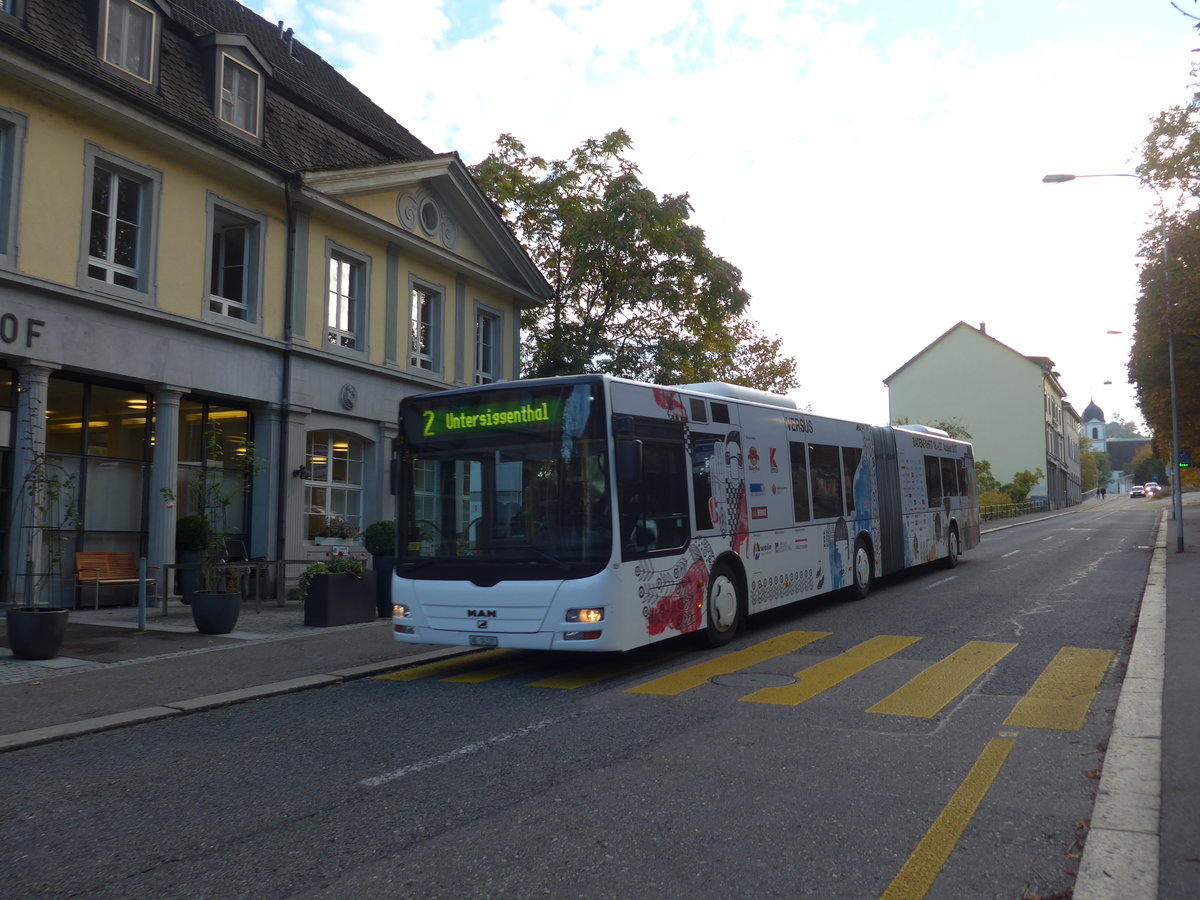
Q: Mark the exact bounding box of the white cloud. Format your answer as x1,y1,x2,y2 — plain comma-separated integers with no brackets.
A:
245,0,1192,430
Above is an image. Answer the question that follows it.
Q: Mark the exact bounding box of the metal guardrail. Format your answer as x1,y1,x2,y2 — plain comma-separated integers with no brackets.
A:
980,501,1040,521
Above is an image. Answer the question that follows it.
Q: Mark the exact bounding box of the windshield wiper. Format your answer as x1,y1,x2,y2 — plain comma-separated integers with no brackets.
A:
508,545,570,569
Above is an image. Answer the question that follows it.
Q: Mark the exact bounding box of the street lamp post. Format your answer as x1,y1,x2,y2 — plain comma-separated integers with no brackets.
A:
1043,172,1185,551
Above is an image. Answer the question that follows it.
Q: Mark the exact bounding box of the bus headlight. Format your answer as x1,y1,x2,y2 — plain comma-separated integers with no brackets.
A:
392,604,410,618
566,607,604,624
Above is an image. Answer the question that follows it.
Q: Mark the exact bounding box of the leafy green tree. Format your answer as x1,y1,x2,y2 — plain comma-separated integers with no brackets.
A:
1105,415,1144,439
1133,73,1200,464
471,131,793,389
1080,436,1098,493
1002,468,1044,503
975,459,1001,493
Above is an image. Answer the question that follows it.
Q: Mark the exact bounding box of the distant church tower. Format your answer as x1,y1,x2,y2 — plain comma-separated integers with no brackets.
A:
1081,400,1106,452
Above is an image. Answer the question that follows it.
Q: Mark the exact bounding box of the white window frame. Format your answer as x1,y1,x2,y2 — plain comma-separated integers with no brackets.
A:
100,0,157,83
0,108,27,269
302,431,365,540
326,243,369,354
410,281,443,373
204,195,265,329
81,144,161,302
474,304,501,384
219,53,261,137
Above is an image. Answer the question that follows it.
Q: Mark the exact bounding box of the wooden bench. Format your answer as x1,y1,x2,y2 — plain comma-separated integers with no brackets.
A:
75,552,156,609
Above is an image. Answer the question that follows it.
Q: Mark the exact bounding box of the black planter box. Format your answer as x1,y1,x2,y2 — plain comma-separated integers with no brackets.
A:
303,572,376,627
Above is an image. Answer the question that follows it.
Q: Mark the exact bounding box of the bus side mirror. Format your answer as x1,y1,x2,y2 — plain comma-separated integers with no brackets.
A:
617,439,643,483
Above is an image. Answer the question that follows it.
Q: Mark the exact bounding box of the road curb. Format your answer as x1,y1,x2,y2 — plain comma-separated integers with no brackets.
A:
0,645,481,754
1073,509,1166,900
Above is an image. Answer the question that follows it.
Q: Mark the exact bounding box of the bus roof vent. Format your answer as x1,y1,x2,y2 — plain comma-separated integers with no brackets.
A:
896,424,952,438
676,382,798,410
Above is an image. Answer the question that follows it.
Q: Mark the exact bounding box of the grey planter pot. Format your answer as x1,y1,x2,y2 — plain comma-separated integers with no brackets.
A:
191,592,241,635
5,608,69,660
304,572,376,627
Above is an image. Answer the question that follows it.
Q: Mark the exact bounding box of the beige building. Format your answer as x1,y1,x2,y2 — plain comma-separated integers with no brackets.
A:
885,322,1082,509
0,0,551,604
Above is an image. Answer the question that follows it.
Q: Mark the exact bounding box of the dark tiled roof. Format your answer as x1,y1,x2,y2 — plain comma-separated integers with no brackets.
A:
1,0,435,174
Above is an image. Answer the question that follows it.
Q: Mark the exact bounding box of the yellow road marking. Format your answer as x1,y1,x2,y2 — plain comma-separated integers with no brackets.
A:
441,658,549,683
375,649,518,681
879,736,1016,900
1004,647,1115,731
868,641,1018,718
741,635,921,706
625,631,831,696
530,650,687,689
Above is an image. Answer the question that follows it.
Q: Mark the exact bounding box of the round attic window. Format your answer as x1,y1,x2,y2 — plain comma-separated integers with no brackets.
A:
419,198,440,236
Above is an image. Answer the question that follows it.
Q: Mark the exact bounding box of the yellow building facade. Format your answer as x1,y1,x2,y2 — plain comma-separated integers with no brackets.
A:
0,0,550,605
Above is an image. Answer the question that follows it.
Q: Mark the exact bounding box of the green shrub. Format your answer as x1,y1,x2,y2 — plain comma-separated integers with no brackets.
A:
362,520,396,557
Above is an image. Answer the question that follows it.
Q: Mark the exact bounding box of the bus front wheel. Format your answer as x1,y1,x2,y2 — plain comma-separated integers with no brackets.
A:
704,562,742,647
850,537,873,601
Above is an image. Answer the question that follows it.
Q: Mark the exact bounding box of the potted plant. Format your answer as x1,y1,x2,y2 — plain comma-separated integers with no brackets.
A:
174,514,209,606
362,519,396,618
314,517,359,545
5,432,79,660
299,550,375,627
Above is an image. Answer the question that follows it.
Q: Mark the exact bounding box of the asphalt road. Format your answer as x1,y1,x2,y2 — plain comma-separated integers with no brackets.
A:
0,499,1158,899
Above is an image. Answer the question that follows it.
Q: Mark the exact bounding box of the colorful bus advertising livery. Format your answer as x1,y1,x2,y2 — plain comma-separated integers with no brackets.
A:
392,375,979,652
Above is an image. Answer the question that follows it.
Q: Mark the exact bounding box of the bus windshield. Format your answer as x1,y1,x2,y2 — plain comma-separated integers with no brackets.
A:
397,381,611,578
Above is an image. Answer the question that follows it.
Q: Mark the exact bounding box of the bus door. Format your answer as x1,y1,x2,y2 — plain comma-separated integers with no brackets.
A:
615,416,691,559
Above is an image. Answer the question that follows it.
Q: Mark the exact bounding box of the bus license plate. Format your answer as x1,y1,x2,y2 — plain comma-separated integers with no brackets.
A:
470,635,499,647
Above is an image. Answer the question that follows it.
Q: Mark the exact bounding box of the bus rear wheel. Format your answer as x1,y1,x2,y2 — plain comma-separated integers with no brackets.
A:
850,537,873,601
941,526,960,569
704,562,742,647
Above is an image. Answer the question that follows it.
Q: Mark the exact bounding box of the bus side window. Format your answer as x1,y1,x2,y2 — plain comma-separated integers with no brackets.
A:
924,455,943,508
789,442,811,522
809,443,845,519
940,457,959,499
956,458,969,497
691,433,721,530
842,446,863,514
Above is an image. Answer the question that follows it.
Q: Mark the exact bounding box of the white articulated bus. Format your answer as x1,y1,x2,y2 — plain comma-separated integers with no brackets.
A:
391,375,979,652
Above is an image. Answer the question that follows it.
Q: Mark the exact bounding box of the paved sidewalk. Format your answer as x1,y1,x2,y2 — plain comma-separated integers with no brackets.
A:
0,600,474,750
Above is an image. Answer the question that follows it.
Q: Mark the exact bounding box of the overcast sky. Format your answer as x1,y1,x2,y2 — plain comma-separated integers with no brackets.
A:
244,0,1194,432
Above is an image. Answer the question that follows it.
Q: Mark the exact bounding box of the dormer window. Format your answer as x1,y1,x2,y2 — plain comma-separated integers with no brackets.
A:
220,54,261,136
200,34,271,142
101,0,158,82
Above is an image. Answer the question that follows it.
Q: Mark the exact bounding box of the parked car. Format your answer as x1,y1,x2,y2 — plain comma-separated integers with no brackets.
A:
1144,481,1162,495
1130,485,1146,498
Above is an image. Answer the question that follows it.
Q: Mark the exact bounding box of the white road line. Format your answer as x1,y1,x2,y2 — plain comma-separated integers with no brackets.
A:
1042,536,1056,541
924,576,958,590
1001,550,1021,558
361,717,563,787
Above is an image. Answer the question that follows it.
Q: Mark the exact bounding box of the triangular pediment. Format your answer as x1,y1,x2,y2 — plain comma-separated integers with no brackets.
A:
302,156,550,307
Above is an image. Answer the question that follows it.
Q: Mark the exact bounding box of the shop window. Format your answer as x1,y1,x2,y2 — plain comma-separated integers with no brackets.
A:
44,378,152,538
302,431,364,539
176,401,253,536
